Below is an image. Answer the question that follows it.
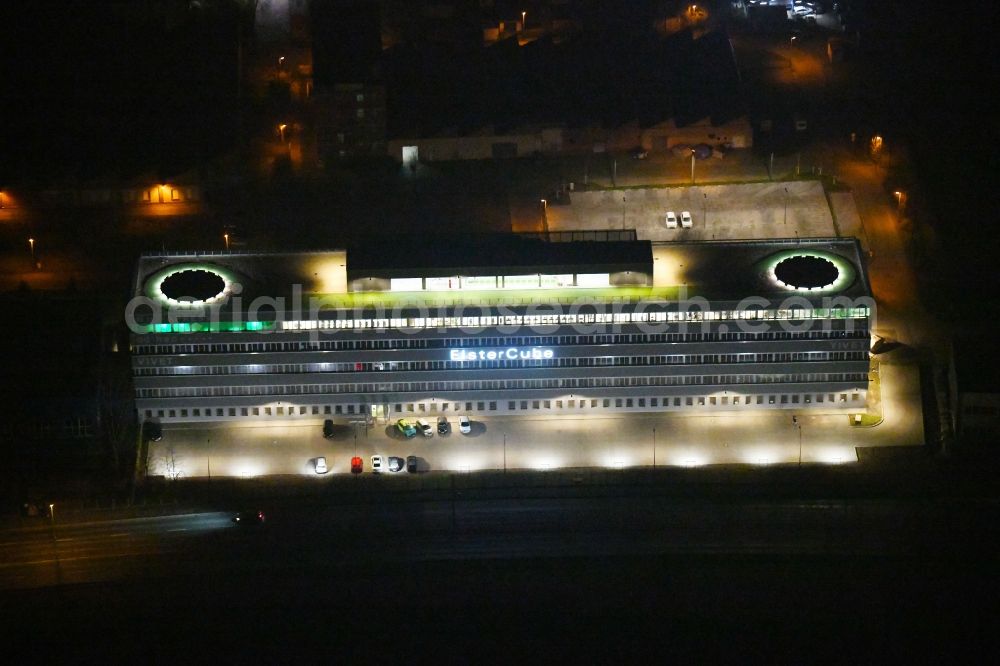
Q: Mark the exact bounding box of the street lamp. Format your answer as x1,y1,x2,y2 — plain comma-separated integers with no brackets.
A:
783,187,789,226
278,123,287,143
798,424,802,466
652,427,656,467
521,11,526,31
28,237,35,265
223,233,230,250
503,432,507,473
792,415,802,466
690,148,696,184
893,190,906,218
870,134,883,161
703,192,707,225
49,503,55,523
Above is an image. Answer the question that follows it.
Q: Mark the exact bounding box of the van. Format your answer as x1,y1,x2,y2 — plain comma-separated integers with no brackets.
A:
415,418,434,437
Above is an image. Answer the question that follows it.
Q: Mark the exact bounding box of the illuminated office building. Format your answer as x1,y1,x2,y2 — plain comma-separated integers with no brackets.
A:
129,237,872,423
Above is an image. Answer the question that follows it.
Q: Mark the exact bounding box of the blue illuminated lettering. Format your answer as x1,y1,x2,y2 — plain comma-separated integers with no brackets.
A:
450,347,553,361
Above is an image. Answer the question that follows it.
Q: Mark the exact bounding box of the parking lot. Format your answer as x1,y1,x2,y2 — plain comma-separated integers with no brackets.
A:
545,180,837,241
146,361,921,479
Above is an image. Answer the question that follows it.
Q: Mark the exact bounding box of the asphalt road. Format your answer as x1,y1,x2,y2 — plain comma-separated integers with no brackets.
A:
4,493,997,592
5,484,999,661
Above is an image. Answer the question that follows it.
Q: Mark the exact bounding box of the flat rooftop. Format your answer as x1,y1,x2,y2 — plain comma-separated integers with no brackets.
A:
347,235,652,277
133,237,870,315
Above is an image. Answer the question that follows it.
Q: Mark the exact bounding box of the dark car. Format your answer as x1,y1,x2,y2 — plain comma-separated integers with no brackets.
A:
322,419,335,438
437,417,450,435
406,456,418,473
144,421,162,442
233,510,266,526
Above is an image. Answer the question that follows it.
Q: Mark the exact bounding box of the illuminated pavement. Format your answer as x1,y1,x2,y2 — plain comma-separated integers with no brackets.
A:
546,180,837,242
147,363,921,479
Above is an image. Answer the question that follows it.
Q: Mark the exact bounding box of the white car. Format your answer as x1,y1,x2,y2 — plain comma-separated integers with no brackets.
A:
371,455,384,473
680,211,693,228
665,211,678,229
415,418,434,437
458,415,472,434
314,457,328,474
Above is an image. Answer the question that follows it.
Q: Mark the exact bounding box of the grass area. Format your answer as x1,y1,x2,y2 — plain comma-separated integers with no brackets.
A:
851,358,883,427
584,176,782,191
851,413,883,427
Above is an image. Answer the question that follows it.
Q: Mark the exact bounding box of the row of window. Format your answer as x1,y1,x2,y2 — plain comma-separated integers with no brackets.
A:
143,390,864,420
134,351,868,376
136,372,868,399
277,307,871,331
134,329,869,356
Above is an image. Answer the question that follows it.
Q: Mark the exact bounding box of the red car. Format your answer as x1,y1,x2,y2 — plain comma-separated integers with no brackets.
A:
350,456,363,474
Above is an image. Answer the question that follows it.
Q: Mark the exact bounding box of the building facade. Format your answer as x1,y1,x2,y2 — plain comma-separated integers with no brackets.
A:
313,83,387,161
129,238,873,425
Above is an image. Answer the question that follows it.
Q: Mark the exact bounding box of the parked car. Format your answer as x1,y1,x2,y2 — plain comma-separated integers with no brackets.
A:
665,211,678,229
371,455,384,473
387,456,406,473
351,456,363,474
681,211,693,228
415,418,433,437
233,510,266,526
631,147,648,160
437,416,450,434
314,456,328,474
144,421,163,442
406,455,418,473
322,419,335,438
458,415,472,434
396,419,417,438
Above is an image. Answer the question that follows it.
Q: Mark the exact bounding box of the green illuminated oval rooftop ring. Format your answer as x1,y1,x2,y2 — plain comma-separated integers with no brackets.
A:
146,263,238,309
762,249,855,294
